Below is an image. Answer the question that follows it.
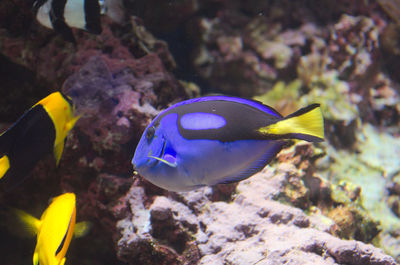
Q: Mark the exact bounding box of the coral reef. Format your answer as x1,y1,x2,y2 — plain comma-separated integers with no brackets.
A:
0,3,188,264
1,0,400,264
115,143,395,265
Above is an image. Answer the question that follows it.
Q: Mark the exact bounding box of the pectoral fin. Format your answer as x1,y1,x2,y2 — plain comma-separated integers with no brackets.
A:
65,115,80,133
0,155,10,179
13,208,41,237
74,221,92,237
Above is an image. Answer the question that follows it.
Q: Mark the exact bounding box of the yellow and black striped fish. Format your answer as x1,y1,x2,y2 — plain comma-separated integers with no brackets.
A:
0,92,79,188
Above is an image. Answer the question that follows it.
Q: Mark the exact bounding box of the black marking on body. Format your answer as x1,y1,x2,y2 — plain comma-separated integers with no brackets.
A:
153,100,283,142
285,103,320,119
55,215,72,255
51,0,67,23
84,0,102,34
60,92,74,109
50,0,76,43
0,105,56,189
146,126,156,143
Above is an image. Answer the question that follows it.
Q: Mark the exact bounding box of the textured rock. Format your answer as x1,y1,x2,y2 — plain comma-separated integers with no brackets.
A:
115,143,397,265
1,1,400,265
0,12,189,264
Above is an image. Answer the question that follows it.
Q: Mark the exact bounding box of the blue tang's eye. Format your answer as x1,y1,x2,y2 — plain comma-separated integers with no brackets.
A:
146,126,156,142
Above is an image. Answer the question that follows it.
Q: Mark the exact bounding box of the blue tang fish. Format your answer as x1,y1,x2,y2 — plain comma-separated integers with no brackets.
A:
132,96,324,192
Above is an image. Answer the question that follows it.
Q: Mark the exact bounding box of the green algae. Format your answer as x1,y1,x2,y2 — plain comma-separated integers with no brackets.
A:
253,80,301,108
254,71,399,254
299,71,359,122
319,124,400,231
254,71,358,123
317,123,400,256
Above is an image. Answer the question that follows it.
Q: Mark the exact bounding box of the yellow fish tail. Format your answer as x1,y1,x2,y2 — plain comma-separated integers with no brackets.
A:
12,208,41,236
0,155,10,179
259,104,324,142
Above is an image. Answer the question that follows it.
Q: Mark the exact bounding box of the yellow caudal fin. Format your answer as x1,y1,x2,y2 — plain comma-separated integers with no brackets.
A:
12,208,41,237
0,155,10,179
74,221,92,237
259,104,324,142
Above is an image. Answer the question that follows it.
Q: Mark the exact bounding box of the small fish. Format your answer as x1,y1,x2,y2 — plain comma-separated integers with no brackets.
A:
33,0,102,43
132,96,324,192
0,92,79,188
13,193,90,265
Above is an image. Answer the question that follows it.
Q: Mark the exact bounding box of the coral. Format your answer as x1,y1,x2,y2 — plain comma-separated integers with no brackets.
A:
0,4,177,93
192,13,320,97
0,6,189,263
61,54,187,178
327,15,382,80
378,0,400,25
58,55,188,263
250,14,399,258
114,144,396,264
298,63,360,122
253,80,302,115
116,187,200,265
317,124,400,258
327,205,379,241
1,0,400,264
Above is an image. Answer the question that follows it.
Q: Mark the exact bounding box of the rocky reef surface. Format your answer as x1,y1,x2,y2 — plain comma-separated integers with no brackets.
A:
116,144,396,265
0,0,400,265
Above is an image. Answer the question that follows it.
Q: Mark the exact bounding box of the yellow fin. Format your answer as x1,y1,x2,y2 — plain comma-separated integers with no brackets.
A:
0,155,10,179
54,141,65,166
66,114,80,133
33,252,39,265
54,114,80,165
259,104,324,142
74,221,92,238
60,257,66,265
12,208,41,237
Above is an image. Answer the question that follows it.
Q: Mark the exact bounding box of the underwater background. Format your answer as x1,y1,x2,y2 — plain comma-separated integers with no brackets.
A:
0,0,400,264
